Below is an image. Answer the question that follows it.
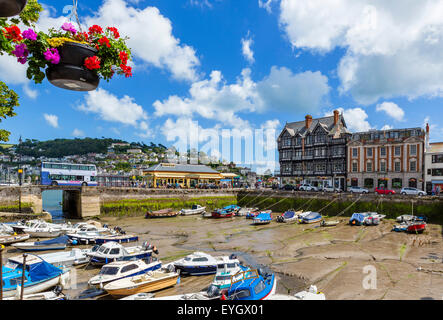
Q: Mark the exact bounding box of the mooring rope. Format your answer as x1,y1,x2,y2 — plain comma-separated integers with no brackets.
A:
333,194,363,218
240,190,266,208
295,195,318,211
317,197,338,214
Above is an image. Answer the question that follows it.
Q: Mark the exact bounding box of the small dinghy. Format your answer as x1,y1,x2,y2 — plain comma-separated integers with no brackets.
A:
122,285,221,300
0,233,30,245
145,208,179,218
276,210,302,223
236,207,258,217
86,241,158,266
392,223,409,232
320,220,339,227
88,257,162,289
93,233,139,245
224,268,276,300
179,205,206,216
8,248,91,268
396,215,415,223
104,267,180,298
3,285,66,300
13,235,70,251
252,212,272,225
1,255,70,298
300,212,322,224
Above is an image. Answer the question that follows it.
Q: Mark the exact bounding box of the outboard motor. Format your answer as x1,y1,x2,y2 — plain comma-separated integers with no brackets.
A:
229,253,237,260
206,284,221,298
53,285,63,296
167,264,176,273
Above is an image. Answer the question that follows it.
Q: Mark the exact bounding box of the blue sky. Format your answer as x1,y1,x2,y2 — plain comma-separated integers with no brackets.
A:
2,0,443,171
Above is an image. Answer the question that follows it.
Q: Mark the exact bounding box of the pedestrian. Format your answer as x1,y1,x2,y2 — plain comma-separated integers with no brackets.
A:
437,185,441,196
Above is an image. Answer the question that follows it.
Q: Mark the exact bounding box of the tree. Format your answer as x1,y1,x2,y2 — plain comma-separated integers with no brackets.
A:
0,82,19,142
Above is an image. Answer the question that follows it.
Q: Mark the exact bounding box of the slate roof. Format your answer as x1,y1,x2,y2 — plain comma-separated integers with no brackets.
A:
145,163,220,174
282,114,350,137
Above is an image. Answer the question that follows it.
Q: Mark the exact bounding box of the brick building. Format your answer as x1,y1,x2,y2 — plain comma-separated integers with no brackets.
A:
347,127,426,191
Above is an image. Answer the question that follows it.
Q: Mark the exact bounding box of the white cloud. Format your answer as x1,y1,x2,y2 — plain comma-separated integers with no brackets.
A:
78,88,148,126
0,55,38,99
375,102,405,121
189,0,213,8
154,67,330,127
241,32,255,64
381,124,393,130
279,0,443,104
84,0,200,81
43,114,59,128
325,107,372,132
72,128,85,137
258,0,275,13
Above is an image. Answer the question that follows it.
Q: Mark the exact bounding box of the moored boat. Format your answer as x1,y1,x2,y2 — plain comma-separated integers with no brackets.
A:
1,255,70,298
300,212,322,224
211,208,234,218
179,205,206,215
172,251,218,276
104,268,180,298
0,233,30,245
268,285,326,300
320,220,340,227
406,222,426,233
145,208,179,218
12,235,70,251
223,268,276,300
3,285,66,300
236,207,258,217
252,212,272,225
88,258,162,289
276,210,302,223
8,248,91,268
86,241,157,265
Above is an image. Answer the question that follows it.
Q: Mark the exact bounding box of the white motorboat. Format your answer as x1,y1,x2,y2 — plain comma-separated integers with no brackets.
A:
211,255,249,289
122,288,219,300
171,251,218,276
86,241,158,265
0,223,14,234
11,219,43,233
88,258,162,289
8,248,92,268
67,226,116,245
267,285,326,300
179,205,206,215
396,215,416,223
12,235,70,251
0,233,30,245
236,207,258,217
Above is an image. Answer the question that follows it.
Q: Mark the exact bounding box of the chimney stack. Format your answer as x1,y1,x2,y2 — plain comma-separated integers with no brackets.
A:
426,123,430,151
426,123,430,134
305,115,312,129
333,110,340,125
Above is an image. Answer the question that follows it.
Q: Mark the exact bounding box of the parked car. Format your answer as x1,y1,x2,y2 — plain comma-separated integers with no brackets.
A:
349,186,369,194
324,186,342,193
400,187,426,196
282,184,296,191
299,184,318,192
375,187,396,195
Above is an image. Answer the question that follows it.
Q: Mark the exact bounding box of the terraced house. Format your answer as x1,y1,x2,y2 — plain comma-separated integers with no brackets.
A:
277,110,351,190
347,127,426,191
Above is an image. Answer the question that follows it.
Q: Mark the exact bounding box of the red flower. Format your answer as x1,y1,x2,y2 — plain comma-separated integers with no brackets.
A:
3,25,23,42
107,27,120,39
75,31,89,42
98,36,111,48
88,25,103,35
119,51,128,65
84,56,101,70
120,64,132,78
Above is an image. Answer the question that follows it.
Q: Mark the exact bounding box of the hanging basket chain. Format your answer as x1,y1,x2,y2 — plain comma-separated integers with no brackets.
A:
70,0,83,33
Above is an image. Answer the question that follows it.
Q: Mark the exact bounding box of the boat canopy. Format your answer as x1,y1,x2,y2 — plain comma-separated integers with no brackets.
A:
255,213,271,220
303,212,321,221
350,213,366,224
283,211,295,219
34,235,70,246
28,259,63,282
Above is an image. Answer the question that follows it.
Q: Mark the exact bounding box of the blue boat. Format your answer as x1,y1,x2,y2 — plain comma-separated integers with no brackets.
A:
276,210,302,223
245,211,258,219
1,255,70,298
13,235,70,251
349,213,366,226
252,212,272,225
224,268,276,300
301,212,322,224
223,205,241,213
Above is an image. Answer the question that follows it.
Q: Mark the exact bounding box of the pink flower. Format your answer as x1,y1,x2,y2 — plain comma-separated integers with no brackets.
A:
61,22,77,34
43,48,60,64
22,28,37,41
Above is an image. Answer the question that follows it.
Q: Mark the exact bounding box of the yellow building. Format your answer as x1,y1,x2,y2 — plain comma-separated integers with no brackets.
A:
143,163,225,188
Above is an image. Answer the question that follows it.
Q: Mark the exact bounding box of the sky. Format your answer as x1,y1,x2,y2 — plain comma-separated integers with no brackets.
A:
2,0,443,173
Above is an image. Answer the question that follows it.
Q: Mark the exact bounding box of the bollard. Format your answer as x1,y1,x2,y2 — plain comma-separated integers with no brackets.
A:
20,253,27,300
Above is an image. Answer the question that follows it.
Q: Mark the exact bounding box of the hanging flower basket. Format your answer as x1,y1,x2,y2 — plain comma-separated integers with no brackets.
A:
0,0,27,18
1,21,133,91
46,41,99,91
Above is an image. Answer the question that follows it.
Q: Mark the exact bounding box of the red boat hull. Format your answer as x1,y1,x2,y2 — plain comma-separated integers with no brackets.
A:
407,223,426,233
211,211,234,218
